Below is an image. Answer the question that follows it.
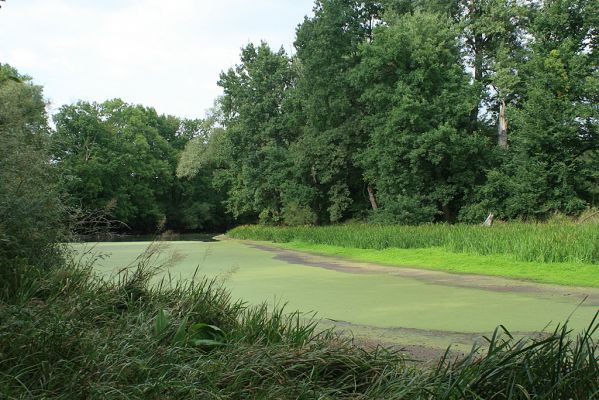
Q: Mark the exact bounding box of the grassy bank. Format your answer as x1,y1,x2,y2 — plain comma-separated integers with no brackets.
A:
1,242,598,399
228,223,599,264
278,242,599,288
228,223,599,287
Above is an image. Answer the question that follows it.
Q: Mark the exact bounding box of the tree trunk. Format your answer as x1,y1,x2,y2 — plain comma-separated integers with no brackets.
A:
442,204,454,222
469,32,484,132
468,0,484,133
498,98,508,149
367,185,378,210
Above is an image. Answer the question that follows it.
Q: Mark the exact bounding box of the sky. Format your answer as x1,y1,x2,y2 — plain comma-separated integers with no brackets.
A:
0,0,315,119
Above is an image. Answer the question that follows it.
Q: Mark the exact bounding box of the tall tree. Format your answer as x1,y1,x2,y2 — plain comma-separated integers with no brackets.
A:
353,11,488,223
470,0,598,218
211,43,306,223
294,0,382,222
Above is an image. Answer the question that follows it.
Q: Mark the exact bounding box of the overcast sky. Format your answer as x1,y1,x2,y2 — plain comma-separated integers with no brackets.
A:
0,0,314,119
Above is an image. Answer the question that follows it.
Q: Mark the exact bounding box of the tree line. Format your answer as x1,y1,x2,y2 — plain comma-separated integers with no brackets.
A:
3,0,597,235
179,0,598,226
52,100,231,233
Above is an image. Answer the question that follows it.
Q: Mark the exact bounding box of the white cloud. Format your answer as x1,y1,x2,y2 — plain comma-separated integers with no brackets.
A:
0,0,313,119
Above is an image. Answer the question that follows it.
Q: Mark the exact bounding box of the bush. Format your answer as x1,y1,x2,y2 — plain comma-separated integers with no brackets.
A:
282,202,317,226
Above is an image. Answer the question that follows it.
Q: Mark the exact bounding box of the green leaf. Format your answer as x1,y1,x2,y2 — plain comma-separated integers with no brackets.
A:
172,316,188,345
154,309,170,337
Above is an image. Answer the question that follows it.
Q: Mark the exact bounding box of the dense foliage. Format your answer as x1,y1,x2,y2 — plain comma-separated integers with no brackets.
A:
178,0,598,226
5,1,597,234
0,64,67,299
52,100,230,233
33,0,597,231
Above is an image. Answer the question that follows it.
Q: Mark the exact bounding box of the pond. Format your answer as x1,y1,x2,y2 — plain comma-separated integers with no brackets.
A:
73,237,599,354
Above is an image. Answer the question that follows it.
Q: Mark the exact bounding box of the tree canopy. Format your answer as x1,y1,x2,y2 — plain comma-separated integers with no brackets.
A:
52,99,229,233
178,0,597,225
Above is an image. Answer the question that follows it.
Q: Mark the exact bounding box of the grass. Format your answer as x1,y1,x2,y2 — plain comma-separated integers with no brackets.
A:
278,242,599,288
228,223,599,264
1,239,598,399
228,223,599,287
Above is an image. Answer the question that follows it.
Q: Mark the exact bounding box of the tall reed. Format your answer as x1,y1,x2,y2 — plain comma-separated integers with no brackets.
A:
229,222,599,264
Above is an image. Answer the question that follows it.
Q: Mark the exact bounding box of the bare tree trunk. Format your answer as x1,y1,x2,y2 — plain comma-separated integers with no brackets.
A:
483,213,494,226
367,185,378,210
468,0,484,133
498,98,508,149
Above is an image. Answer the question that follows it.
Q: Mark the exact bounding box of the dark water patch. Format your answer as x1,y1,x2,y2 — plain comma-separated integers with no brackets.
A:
78,233,219,243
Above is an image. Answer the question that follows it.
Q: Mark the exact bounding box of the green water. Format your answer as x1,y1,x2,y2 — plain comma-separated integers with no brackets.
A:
78,239,597,341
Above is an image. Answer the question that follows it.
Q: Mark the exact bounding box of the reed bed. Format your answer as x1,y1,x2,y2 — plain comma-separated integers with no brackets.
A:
229,222,599,264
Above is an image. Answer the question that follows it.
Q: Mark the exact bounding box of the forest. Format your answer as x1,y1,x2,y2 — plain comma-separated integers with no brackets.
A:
39,0,598,233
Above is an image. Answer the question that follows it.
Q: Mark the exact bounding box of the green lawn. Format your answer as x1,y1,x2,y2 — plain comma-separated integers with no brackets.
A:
276,241,599,288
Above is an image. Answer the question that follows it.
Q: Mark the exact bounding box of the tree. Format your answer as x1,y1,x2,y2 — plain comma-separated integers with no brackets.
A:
469,0,599,219
0,64,65,277
208,42,306,223
353,12,488,223
293,0,383,222
53,99,224,232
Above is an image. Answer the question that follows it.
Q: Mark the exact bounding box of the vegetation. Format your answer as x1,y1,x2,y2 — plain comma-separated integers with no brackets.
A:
4,2,593,260
16,0,591,233
277,242,599,288
2,244,598,399
1,1,598,397
178,0,598,226
1,64,597,398
52,100,231,233
0,64,67,299
229,222,599,264
228,223,599,286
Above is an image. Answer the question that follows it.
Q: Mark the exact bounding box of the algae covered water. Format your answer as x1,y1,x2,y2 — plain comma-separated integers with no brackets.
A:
76,238,599,351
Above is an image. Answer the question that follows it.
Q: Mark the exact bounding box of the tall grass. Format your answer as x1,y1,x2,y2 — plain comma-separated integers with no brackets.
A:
228,222,599,264
1,241,598,399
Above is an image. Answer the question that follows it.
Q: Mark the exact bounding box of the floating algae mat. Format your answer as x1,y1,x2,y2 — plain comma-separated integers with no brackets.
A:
76,239,599,351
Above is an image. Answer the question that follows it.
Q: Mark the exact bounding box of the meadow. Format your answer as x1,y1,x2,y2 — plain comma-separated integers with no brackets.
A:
228,223,599,287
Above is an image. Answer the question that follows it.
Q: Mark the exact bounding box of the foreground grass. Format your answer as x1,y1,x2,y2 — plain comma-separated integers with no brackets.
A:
228,223,599,287
1,242,598,399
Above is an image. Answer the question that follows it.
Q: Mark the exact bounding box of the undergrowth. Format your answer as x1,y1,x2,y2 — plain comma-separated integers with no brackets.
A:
0,241,597,399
